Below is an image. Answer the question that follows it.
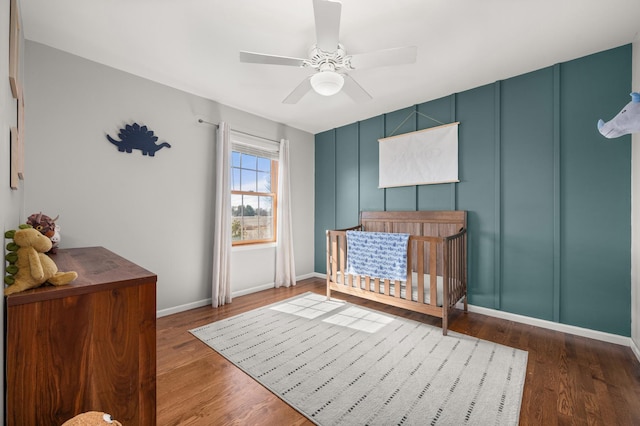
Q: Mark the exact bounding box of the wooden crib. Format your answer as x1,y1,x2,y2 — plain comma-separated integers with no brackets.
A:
326,210,467,335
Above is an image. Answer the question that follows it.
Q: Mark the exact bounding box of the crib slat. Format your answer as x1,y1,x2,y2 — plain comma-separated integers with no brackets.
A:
384,279,390,296
331,234,338,285
417,241,424,304
339,235,346,285
451,237,457,304
447,237,453,305
455,236,461,303
406,239,413,299
430,240,438,307
326,231,332,299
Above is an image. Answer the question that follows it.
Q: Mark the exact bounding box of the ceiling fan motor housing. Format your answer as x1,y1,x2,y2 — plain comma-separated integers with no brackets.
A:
307,44,353,72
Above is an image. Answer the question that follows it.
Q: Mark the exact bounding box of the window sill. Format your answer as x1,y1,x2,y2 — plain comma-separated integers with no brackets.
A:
232,242,277,252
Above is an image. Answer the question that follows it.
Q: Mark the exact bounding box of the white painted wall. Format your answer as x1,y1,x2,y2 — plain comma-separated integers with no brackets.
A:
632,33,640,358
23,41,314,314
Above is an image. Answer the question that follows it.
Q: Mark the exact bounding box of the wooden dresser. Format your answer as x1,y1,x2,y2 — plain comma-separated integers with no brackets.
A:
5,247,157,426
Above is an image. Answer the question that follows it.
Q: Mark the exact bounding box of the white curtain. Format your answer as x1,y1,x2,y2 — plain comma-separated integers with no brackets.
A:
212,122,232,307
275,138,296,287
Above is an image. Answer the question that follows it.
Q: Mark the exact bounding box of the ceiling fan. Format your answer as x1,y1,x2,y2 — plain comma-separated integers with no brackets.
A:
239,0,417,104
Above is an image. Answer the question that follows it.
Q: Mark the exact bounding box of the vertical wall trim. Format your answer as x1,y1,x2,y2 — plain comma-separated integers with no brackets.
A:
553,64,562,322
415,105,420,211
357,122,361,215
494,82,502,309
332,129,337,225
451,93,457,210
383,116,387,211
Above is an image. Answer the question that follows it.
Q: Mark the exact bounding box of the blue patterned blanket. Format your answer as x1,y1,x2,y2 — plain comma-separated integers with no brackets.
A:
346,231,409,281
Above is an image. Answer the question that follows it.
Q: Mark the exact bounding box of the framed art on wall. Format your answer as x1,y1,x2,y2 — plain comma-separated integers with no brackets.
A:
9,0,20,99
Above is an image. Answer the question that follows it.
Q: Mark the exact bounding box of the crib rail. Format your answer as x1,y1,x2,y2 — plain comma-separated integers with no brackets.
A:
326,227,467,334
326,211,467,335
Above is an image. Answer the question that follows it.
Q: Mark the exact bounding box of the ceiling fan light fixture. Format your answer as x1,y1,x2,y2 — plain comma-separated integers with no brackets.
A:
310,71,344,96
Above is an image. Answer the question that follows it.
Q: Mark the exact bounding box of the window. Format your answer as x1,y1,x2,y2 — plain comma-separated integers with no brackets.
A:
230,132,279,245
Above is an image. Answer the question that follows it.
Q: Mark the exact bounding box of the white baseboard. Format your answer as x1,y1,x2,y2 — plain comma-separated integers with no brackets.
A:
632,338,640,363
156,272,319,318
232,282,275,298
231,272,318,297
157,298,212,318
296,272,318,281
459,303,631,347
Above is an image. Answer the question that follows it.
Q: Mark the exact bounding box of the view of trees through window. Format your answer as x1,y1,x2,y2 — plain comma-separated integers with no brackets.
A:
231,151,277,244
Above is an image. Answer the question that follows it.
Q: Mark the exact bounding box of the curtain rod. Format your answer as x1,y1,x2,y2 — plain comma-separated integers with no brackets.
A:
197,118,280,144
198,118,219,128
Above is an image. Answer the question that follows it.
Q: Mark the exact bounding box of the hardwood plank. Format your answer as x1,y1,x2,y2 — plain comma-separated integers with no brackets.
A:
156,278,640,425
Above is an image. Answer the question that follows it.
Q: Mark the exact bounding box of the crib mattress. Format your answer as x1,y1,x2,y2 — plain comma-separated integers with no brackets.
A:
335,272,444,307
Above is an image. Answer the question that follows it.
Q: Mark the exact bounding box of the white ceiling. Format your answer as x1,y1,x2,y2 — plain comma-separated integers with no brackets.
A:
20,0,640,134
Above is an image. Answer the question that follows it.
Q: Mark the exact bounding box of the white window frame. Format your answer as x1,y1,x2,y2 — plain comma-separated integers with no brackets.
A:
230,131,280,246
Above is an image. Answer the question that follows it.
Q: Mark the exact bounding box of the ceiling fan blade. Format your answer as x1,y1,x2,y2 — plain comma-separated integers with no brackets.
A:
342,74,372,103
283,77,313,104
239,51,306,67
348,46,418,70
313,0,341,52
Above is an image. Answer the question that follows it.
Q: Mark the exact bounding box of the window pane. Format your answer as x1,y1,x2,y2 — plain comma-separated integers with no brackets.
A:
231,193,245,241
241,195,258,240
243,195,258,216
258,196,272,216
259,216,273,239
257,171,271,193
231,168,241,191
231,194,243,217
231,217,244,241
257,157,271,172
232,152,241,168
241,153,257,170
241,169,256,192
257,196,273,239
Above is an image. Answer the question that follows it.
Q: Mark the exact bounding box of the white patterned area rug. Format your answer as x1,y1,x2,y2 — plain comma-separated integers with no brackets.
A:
190,292,528,426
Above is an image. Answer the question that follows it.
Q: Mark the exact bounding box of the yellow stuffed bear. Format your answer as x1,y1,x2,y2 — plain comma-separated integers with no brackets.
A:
4,226,77,295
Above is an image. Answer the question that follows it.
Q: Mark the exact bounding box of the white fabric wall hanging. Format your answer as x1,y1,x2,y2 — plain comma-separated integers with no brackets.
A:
378,122,460,188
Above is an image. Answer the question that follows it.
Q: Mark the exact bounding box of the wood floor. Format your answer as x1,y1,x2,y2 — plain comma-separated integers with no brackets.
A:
157,278,640,425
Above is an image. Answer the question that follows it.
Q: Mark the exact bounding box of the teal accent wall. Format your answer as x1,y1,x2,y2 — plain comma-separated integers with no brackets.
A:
314,45,632,336
314,130,336,273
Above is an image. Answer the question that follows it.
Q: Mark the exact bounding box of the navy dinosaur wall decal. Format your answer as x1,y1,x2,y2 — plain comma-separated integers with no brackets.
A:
106,123,171,156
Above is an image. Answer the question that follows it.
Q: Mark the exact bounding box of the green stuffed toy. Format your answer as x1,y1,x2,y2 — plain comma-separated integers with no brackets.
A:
4,225,77,296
